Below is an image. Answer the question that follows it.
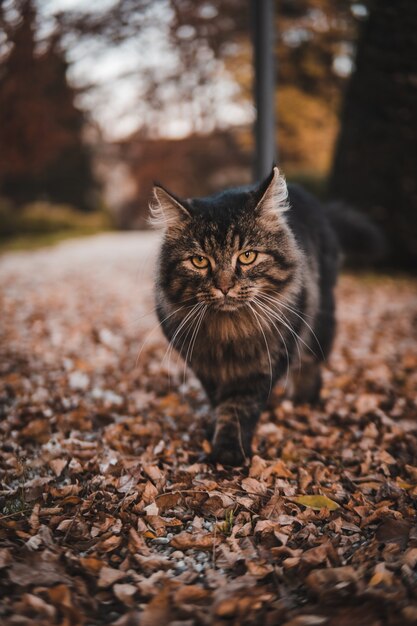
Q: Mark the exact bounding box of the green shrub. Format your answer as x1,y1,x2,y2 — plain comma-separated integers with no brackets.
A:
0,201,111,237
0,199,112,251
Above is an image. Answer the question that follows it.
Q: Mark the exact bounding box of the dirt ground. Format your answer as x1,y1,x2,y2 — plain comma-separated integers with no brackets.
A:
1,233,417,626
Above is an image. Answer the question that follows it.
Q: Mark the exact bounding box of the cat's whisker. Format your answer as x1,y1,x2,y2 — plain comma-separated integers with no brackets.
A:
164,302,207,391
135,302,195,367
247,302,273,397
160,308,193,372
255,296,303,370
261,291,315,325
256,294,313,363
188,305,208,367
180,303,206,387
183,304,208,388
269,291,315,319
259,292,325,360
252,298,291,389
128,295,197,329
161,302,204,373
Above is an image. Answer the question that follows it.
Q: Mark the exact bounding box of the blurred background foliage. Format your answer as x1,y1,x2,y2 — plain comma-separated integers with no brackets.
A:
0,0,416,268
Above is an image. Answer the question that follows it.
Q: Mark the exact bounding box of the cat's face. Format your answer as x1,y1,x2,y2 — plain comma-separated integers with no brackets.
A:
153,168,300,313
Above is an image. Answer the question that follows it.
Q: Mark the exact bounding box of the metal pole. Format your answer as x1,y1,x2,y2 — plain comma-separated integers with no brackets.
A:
251,0,276,182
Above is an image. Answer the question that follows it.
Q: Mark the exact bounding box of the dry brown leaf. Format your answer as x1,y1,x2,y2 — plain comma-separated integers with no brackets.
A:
20,418,50,441
306,566,358,597
249,455,268,478
241,477,268,495
140,584,172,626
98,566,126,588
144,502,159,516
300,543,332,567
143,464,164,483
134,554,172,574
8,552,70,587
49,458,68,477
79,557,104,574
173,585,210,605
98,535,122,553
405,465,417,481
0,549,12,570
376,518,411,548
170,531,219,550
22,593,56,619
215,598,238,618
369,563,394,587
268,459,294,478
155,491,182,512
117,473,139,493
142,480,159,504
246,560,273,578
113,583,138,606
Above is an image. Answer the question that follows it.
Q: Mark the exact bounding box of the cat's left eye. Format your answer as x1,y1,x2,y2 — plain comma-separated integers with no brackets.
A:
238,250,257,265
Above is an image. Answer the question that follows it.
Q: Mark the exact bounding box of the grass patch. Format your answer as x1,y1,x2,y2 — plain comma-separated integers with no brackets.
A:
0,200,113,252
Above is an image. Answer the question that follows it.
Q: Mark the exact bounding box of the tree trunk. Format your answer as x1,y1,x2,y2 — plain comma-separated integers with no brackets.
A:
329,0,417,270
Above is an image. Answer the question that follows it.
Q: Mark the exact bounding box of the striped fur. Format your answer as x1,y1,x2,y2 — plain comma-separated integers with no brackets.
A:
153,167,340,465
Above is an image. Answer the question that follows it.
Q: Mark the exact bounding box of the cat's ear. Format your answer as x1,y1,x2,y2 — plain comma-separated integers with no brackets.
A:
254,166,289,221
149,184,191,229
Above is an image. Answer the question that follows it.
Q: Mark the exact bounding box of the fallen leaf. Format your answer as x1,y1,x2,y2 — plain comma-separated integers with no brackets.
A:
369,562,394,586
113,583,138,606
144,502,159,516
241,477,268,495
170,532,219,550
292,495,340,511
98,535,122,553
8,552,70,586
376,518,411,548
49,458,68,477
173,585,210,605
98,566,126,588
306,566,357,598
0,549,12,569
155,492,182,512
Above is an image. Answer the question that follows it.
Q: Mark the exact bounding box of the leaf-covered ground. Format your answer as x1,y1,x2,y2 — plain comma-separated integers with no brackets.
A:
1,233,417,626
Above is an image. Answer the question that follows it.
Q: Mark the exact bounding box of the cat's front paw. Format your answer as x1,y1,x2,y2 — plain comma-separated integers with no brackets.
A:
210,444,247,466
210,423,251,467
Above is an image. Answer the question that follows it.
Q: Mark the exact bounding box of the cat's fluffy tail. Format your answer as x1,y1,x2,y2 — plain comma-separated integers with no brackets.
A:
324,202,386,266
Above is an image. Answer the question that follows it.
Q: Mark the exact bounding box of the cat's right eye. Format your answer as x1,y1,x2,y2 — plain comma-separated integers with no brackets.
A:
191,255,209,269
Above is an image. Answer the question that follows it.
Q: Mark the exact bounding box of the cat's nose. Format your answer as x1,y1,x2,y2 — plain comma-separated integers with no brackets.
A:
215,274,233,295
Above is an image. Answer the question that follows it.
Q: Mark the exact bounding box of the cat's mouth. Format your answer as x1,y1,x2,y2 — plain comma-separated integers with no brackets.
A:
211,296,246,312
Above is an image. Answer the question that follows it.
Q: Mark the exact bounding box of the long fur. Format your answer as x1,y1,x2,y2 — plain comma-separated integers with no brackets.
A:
152,168,341,465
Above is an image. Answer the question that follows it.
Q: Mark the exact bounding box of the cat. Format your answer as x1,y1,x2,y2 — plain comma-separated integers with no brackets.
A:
151,166,382,466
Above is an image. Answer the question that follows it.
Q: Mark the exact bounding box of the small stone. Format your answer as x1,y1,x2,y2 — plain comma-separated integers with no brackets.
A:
69,371,90,390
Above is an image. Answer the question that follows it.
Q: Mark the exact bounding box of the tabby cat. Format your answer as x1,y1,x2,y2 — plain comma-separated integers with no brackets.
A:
151,167,375,466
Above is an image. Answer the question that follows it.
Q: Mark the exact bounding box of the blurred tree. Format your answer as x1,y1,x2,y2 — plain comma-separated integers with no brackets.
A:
78,0,365,223
330,0,417,269
158,0,365,175
119,128,251,228
0,0,374,225
0,0,96,211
